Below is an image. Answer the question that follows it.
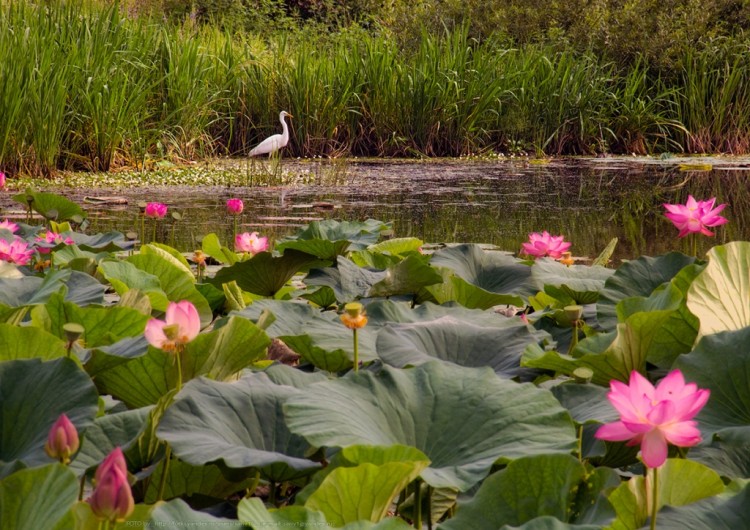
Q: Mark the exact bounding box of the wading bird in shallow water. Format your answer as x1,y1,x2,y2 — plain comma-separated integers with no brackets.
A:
249,111,293,157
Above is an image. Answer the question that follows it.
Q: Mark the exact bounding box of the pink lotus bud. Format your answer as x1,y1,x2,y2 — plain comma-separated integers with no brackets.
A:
88,447,134,522
144,202,168,219
234,232,269,255
144,300,201,352
226,198,244,215
0,171,5,189
44,414,79,464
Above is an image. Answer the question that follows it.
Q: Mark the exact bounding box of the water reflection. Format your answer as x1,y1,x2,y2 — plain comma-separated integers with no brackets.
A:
37,159,750,263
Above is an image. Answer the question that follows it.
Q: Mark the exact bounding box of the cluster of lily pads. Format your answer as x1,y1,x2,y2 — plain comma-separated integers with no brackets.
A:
1,189,749,530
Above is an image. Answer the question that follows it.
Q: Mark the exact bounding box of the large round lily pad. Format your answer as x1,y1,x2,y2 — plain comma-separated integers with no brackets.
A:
284,362,577,491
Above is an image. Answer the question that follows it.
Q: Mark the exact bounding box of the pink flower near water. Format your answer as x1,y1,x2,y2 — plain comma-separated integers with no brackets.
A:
521,231,571,259
144,300,201,352
144,202,168,219
226,198,244,215
0,171,5,189
0,237,34,265
595,370,709,468
35,231,74,254
44,413,79,464
0,220,18,233
235,231,269,255
663,195,728,237
88,447,133,523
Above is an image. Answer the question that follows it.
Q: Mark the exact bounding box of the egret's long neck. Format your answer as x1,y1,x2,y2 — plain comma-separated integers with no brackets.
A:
280,115,289,144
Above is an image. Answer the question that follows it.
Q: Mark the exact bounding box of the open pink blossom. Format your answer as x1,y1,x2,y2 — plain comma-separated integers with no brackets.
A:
88,447,133,523
226,198,244,215
0,237,34,265
596,370,709,468
144,202,168,219
144,300,200,352
35,231,74,254
663,195,728,237
235,231,269,255
521,231,571,259
0,220,18,233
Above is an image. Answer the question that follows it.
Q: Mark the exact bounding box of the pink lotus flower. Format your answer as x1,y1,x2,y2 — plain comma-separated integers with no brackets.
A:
663,195,728,237
595,370,709,468
144,202,168,219
0,237,34,265
521,231,571,259
144,300,201,352
0,171,5,189
88,447,133,523
226,198,244,215
0,219,18,233
44,414,79,464
235,231,269,255
35,231,74,254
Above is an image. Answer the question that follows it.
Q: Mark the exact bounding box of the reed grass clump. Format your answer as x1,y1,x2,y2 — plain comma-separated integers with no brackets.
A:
3,1,750,178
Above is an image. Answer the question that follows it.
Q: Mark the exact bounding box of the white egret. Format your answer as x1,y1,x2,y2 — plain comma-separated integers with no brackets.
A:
249,110,293,157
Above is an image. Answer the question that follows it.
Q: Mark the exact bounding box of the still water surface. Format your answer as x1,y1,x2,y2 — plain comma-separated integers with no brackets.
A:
49,157,750,263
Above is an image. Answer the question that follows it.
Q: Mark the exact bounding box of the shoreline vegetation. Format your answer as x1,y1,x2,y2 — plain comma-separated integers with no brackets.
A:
2,0,750,178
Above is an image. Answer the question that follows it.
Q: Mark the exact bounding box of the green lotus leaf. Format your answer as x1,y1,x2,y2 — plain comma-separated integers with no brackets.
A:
597,252,697,330
238,497,413,530
261,363,330,388
299,285,338,308
550,383,620,424
420,267,525,309
674,327,750,435
305,256,387,302
686,242,750,337
0,358,98,473
532,258,615,305
0,464,78,530
284,362,577,491
429,244,534,296
127,252,212,327
51,245,107,268
157,373,320,482
368,255,444,298
142,243,192,271
68,230,133,252
211,249,324,297
368,237,424,255
365,299,514,328
150,498,244,528
236,300,379,367
69,407,152,477
30,292,150,348
649,482,750,529
72,502,154,529
607,459,724,530
276,238,352,261
689,428,750,479
495,517,604,529
522,305,684,385
613,283,698,368
0,269,105,307
281,219,389,250
376,316,547,378
98,260,169,310
12,189,86,221
201,233,238,265
0,323,68,361
0,262,23,279
439,454,615,530
144,459,257,503
295,445,431,506
305,460,429,526
89,315,269,408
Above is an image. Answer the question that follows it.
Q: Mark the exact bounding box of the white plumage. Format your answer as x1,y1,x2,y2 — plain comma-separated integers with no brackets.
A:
249,110,293,157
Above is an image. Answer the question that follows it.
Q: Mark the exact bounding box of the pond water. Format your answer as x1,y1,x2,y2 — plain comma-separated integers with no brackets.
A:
10,157,750,263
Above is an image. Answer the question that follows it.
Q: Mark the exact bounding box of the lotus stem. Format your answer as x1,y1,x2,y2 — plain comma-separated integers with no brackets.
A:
353,328,359,373
245,469,261,498
79,473,86,501
414,479,422,529
426,484,433,530
175,348,183,393
156,445,172,502
650,466,659,530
